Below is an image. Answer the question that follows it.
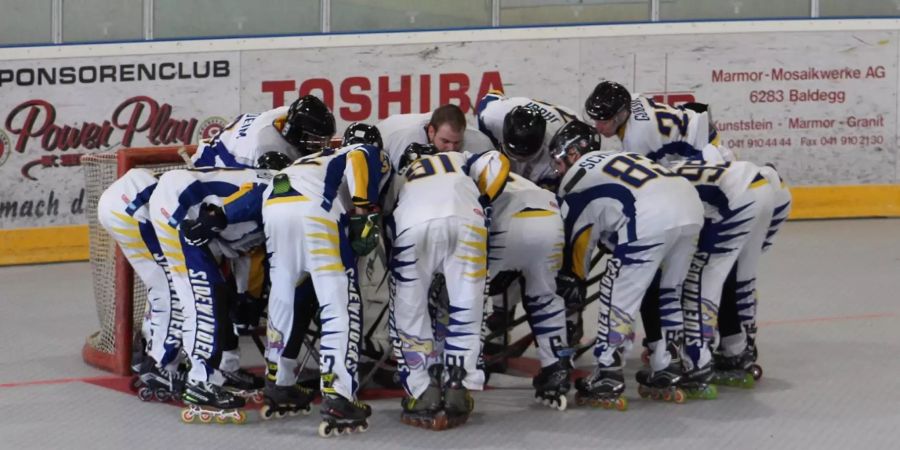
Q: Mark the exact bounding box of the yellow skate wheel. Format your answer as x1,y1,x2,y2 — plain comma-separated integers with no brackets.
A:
662,390,673,402
233,411,247,424
615,397,628,411
673,389,686,404
180,409,194,423
199,412,212,423
215,415,228,424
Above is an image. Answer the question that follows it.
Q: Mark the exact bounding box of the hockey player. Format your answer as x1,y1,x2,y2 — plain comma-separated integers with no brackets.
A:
485,172,572,410
148,162,287,424
192,95,335,168
261,142,391,437
648,159,776,398
550,120,704,409
583,81,713,165
713,165,791,387
475,90,578,189
388,144,510,430
97,168,185,402
377,104,495,170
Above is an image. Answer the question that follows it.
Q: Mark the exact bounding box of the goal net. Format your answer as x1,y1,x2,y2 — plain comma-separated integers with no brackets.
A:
82,146,195,375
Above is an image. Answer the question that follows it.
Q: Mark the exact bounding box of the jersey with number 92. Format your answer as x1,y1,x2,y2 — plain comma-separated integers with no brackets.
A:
557,151,703,246
621,97,710,166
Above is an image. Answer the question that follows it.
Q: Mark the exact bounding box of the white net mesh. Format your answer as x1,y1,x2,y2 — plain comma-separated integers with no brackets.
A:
82,151,187,365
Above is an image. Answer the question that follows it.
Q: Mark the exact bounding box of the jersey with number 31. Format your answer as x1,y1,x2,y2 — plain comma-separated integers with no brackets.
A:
620,97,710,165
558,151,703,248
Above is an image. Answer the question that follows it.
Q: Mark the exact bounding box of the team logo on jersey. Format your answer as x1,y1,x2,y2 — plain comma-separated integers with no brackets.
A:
0,130,10,168
196,116,227,142
267,324,285,351
397,329,440,370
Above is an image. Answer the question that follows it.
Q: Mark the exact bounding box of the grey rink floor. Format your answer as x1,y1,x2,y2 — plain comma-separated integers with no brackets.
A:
1,219,898,450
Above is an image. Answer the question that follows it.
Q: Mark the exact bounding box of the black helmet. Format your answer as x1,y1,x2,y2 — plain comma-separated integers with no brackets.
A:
549,120,601,163
398,142,436,172
256,151,292,171
281,95,336,155
342,122,383,149
584,81,631,121
502,106,546,162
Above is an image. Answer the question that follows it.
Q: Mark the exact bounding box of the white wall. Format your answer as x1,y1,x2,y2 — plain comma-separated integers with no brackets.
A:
0,20,897,228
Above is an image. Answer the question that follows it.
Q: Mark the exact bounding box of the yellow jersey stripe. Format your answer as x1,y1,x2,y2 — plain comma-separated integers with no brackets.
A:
571,225,593,280
485,153,510,200
312,248,341,257
308,216,339,232
111,210,138,225
223,182,254,206
306,232,339,245
163,251,185,262
457,255,487,264
464,224,488,239
111,227,142,238
460,240,487,252
348,150,369,204
750,178,769,189
512,209,556,218
264,195,309,206
465,268,488,278
315,262,345,272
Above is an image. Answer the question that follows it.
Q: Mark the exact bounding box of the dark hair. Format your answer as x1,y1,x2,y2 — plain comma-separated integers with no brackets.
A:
428,104,467,133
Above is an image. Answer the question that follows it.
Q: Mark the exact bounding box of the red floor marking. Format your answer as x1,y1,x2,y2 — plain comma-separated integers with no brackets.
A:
3,312,893,393
759,312,897,327
0,375,123,389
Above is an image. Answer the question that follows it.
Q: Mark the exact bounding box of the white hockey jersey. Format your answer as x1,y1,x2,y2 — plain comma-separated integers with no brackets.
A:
476,93,578,187
376,112,495,170
618,97,710,166
151,168,275,254
558,151,703,277
492,172,560,220
192,106,298,168
270,143,391,215
389,151,510,231
670,160,765,215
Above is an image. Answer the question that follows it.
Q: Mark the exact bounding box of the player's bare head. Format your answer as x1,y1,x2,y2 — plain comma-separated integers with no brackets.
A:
282,95,336,155
342,122,383,149
549,120,601,176
503,106,546,162
584,81,631,138
427,104,466,152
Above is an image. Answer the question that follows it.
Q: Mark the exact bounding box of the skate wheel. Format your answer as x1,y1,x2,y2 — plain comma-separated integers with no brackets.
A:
215,415,228,424
672,389,686,404
740,374,755,389
156,389,171,402
251,392,264,404
260,405,274,420
137,387,154,402
180,409,194,423
318,422,333,438
637,385,650,399
615,397,628,411
233,411,248,424
750,365,763,381
356,423,369,433
199,412,213,423
556,395,567,411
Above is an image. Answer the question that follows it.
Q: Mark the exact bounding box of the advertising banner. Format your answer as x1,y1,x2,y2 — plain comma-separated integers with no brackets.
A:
0,28,897,231
0,52,240,228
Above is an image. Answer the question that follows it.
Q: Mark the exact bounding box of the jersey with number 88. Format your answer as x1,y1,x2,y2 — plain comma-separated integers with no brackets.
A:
558,151,702,257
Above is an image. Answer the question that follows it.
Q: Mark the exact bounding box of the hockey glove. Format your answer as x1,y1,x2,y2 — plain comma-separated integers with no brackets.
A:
349,210,382,256
230,293,262,335
556,271,586,312
181,203,227,246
